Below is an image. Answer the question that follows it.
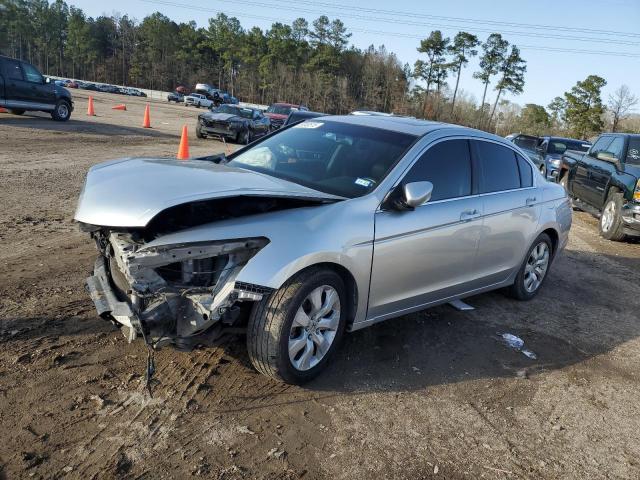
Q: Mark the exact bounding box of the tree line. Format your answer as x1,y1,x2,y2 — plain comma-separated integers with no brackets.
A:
1,0,636,137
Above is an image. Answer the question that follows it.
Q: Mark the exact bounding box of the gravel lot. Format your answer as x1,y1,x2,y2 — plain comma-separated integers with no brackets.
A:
1,91,639,479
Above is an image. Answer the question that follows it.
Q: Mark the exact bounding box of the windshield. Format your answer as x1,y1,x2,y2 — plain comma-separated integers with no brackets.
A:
215,105,254,119
267,105,295,115
548,139,590,154
227,120,416,198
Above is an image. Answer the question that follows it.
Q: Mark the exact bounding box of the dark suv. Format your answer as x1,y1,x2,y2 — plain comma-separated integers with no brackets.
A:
0,55,73,121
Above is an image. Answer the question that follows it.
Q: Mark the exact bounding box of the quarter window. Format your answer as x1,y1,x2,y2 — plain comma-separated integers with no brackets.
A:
516,154,533,187
402,139,472,201
473,140,521,193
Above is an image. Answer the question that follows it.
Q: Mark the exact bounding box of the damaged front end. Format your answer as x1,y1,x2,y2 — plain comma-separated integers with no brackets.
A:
86,230,270,350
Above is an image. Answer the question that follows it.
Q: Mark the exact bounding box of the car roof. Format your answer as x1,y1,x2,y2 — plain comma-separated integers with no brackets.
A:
273,103,298,107
313,114,453,136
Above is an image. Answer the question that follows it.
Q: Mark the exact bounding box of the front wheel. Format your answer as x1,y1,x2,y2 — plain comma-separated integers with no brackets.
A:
247,267,347,384
238,129,251,145
195,123,206,139
51,100,71,121
539,164,547,178
507,233,553,301
599,191,626,241
559,172,568,192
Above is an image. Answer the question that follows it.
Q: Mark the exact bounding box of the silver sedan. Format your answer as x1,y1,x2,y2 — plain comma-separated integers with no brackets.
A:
75,115,572,384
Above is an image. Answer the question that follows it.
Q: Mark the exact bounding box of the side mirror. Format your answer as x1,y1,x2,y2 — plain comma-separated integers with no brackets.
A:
403,181,433,208
596,151,619,164
383,181,433,211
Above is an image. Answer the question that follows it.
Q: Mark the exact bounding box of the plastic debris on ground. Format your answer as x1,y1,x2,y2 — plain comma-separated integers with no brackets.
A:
499,333,537,360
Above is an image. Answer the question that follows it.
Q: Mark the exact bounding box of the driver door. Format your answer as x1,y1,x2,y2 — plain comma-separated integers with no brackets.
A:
368,139,483,321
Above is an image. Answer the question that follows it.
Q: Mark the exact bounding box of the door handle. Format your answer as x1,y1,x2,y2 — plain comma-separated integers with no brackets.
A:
525,197,537,207
460,209,480,221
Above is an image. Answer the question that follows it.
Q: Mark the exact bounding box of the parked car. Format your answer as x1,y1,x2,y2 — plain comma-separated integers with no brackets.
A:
64,80,79,88
0,55,73,121
78,82,98,91
560,133,640,241
75,115,571,384
536,136,591,180
97,84,120,94
167,91,184,103
184,93,213,108
505,134,545,172
123,87,145,97
284,110,327,126
265,103,309,129
196,104,270,144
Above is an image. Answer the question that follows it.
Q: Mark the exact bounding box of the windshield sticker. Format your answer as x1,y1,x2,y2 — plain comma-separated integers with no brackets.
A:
293,121,323,129
355,178,372,188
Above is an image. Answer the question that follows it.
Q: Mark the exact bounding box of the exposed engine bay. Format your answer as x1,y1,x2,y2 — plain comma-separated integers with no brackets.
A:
83,195,330,350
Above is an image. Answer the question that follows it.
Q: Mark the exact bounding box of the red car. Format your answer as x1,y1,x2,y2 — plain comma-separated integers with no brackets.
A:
264,102,308,129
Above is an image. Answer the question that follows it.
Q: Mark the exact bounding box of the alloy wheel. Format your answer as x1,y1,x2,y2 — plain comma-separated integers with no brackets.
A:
524,242,550,293
288,285,340,371
601,201,616,232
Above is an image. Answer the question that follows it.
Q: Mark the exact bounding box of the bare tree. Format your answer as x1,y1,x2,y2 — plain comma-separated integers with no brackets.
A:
608,85,638,132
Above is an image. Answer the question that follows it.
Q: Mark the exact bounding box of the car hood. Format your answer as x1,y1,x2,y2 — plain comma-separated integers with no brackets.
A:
201,112,244,122
74,158,342,228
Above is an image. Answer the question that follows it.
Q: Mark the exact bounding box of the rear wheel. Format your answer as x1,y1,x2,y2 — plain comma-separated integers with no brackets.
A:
238,129,250,145
9,109,25,115
51,100,71,121
247,267,347,384
599,191,626,241
507,233,553,301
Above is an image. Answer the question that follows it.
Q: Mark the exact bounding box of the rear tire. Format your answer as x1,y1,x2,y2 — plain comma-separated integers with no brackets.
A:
9,109,25,115
247,267,347,384
599,191,626,241
507,233,553,301
51,100,71,121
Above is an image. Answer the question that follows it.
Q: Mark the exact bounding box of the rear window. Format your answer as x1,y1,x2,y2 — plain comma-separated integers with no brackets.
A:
4,60,23,80
627,138,640,165
472,140,521,193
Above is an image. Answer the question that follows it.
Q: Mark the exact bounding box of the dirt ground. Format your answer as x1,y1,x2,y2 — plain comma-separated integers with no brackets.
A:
1,91,639,480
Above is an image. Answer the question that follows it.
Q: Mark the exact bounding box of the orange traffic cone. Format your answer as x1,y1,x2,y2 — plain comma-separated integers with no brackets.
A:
142,104,151,128
87,96,96,116
112,104,127,111
177,125,190,160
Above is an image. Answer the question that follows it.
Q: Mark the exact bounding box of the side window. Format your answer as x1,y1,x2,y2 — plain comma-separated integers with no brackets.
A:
402,139,472,202
21,62,43,83
473,140,521,193
604,137,625,160
626,139,640,165
5,60,24,81
589,136,613,157
516,153,533,187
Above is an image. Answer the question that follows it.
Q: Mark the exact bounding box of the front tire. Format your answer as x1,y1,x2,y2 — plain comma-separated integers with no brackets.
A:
599,191,626,241
247,267,347,384
195,123,206,139
507,233,553,301
51,100,71,121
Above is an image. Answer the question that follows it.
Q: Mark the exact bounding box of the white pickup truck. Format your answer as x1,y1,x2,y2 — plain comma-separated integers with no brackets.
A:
184,93,213,108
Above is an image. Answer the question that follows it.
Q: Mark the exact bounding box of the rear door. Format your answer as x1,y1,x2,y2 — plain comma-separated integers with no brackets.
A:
472,140,541,284
369,139,482,320
2,58,29,105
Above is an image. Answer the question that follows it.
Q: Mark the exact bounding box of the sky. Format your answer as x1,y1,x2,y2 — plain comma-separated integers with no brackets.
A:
70,0,640,109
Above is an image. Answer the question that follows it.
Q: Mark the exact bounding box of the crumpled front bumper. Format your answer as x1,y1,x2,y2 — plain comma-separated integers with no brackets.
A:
86,256,141,338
